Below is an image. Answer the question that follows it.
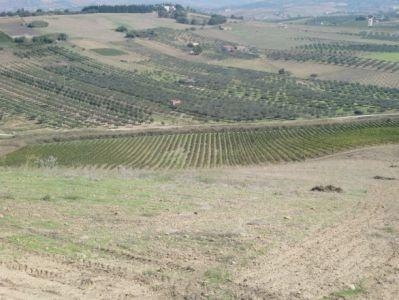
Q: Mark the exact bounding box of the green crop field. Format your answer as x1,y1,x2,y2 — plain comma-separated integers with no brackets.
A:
91,48,127,56
366,52,399,62
3,119,398,169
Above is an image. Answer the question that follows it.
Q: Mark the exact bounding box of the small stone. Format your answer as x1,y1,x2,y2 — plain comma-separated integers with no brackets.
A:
284,216,291,220
0,214,4,219
348,284,356,291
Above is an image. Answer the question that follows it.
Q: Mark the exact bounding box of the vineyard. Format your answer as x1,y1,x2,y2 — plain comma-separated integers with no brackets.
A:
2,118,399,169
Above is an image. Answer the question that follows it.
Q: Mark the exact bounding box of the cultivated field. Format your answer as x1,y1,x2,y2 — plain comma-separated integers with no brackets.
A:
0,145,398,299
2,12,399,91
2,118,399,169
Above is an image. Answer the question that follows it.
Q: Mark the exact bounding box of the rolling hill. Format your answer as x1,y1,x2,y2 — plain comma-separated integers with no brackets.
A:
2,0,399,12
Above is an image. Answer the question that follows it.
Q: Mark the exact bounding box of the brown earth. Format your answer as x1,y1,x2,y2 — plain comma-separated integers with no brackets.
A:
0,144,398,299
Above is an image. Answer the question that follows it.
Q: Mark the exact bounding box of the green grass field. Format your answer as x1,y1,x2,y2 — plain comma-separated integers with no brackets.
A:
2,119,398,169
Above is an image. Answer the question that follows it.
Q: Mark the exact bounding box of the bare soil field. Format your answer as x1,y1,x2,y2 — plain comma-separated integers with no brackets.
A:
0,17,35,37
0,144,398,299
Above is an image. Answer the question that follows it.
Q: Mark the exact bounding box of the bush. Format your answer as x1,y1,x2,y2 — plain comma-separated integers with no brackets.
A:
192,45,203,55
36,155,58,168
208,14,227,25
125,29,156,39
116,25,128,32
27,20,49,28
311,185,343,193
41,194,52,201
32,33,67,44
176,16,189,24
14,36,27,44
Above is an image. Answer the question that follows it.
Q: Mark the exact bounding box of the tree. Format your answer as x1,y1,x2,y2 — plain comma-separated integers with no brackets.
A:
208,14,227,25
57,33,68,41
176,16,189,24
192,45,203,55
14,36,27,44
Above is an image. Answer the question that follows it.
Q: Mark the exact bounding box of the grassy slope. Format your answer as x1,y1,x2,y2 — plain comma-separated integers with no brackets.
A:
0,31,12,46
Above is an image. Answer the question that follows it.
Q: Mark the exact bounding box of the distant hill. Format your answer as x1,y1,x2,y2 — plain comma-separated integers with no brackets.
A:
1,0,399,12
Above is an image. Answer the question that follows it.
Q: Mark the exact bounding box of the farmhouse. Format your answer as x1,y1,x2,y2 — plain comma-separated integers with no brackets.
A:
187,42,200,47
164,5,176,13
170,99,182,107
368,15,374,27
222,45,236,53
219,25,232,31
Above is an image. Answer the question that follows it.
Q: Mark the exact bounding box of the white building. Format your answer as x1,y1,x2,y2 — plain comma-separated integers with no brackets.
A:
164,5,176,13
368,16,374,27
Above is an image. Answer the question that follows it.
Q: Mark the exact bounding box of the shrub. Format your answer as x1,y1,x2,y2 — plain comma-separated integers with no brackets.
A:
125,29,156,39
27,20,49,28
192,45,203,55
116,25,128,32
36,155,58,168
41,194,52,201
208,14,227,25
14,36,27,44
311,185,343,193
32,33,67,44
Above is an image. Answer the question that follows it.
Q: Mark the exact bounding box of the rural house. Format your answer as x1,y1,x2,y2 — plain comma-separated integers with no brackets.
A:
170,99,182,107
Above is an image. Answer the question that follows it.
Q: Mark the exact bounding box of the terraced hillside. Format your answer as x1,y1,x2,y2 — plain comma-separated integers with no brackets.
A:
3,118,398,169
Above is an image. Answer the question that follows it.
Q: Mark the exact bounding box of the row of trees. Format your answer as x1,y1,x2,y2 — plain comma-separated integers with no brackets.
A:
297,42,399,53
0,8,73,17
81,5,157,14
14,33,67,45
267,48,399,72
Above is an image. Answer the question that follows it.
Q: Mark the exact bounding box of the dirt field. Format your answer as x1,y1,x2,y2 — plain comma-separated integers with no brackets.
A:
0,144,398,299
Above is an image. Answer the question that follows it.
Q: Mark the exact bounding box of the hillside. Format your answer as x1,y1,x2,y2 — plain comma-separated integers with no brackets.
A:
0,6,399,299
1,12,399,129
0,145,398,298
2,0,399,12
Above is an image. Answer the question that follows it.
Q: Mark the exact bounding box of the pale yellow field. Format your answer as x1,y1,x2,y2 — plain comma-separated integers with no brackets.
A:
19,13,192,41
